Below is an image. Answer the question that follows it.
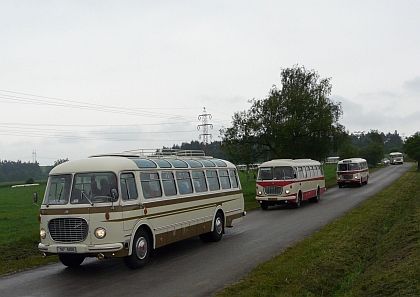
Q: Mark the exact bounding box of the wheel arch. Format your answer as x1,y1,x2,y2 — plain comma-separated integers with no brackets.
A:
130,220,155,254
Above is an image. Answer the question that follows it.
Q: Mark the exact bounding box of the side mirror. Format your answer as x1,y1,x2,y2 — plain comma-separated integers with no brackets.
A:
33,192,38,203
110,188,119,201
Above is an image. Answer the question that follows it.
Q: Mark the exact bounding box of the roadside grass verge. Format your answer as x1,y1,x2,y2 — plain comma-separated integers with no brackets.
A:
216,165,420,296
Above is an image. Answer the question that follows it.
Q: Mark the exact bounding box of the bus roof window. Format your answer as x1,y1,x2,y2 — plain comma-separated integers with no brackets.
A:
131,159,157,168
150,159,172,168
212,160,227,167
199,160,216,167
185,159,203,168
167,159,188,168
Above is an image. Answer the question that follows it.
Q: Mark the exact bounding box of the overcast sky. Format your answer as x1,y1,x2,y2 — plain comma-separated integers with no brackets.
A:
1,1,419,165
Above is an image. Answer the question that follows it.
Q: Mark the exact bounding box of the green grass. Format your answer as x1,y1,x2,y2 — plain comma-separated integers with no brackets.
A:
216,165,420,296
0,183,58,275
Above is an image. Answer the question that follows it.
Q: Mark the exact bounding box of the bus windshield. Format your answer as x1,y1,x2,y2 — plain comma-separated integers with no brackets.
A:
337,163,360,171
258,166,294,180
43,172,118,205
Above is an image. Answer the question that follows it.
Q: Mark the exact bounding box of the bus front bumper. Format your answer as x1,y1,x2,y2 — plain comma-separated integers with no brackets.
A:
38,242,124,255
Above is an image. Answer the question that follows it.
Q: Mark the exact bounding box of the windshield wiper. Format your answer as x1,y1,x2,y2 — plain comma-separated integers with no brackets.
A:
81,190,94,206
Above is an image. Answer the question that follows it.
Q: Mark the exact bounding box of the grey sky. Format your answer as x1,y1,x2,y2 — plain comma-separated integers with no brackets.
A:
1,1,419,165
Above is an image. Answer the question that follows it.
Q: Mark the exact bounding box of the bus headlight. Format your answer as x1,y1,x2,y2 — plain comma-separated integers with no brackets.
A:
40,228,46,239
94,227,107,239
257,191,262,195
285,190,290,194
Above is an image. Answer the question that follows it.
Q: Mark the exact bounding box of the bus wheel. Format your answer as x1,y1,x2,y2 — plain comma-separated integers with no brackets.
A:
310,188,320,203
260,201,268,210
58,254,85,267
294,194,302,208
365,177,369,185
200,211,224,242
123,228,150,269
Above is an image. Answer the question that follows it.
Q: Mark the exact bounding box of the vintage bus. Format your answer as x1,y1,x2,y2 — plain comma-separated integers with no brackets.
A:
336,158,369,188
389,152,404,165
35,150,245,269
255,159,326,210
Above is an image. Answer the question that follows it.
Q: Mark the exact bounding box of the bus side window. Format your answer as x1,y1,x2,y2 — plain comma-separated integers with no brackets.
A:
229,169,239,188
176,171,193,195
192,171,208,193
120,172,138,200
219,170,231,189
162,172,177,196
207,170,220,191
140,172,162,199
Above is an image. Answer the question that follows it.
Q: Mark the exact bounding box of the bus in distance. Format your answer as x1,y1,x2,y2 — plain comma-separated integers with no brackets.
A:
255,159,326,210
35,149,245,269
389,152,404,165
336,158,369,188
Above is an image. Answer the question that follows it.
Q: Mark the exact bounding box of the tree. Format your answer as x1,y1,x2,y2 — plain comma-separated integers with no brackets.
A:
361,130,385,167
403,132,420,171
53,158,69,168
389,147,401,153
221,65,344,162
338,133,360,159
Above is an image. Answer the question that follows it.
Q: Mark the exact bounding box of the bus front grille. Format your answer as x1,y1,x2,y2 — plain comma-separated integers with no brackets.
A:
342,174,354,180
48,218,88,243
264,186,283,196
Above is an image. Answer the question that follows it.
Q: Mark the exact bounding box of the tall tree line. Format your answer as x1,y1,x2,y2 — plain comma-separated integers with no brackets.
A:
0,160,48,183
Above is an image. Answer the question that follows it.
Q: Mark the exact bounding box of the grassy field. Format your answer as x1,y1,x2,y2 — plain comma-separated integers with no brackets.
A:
0,183,58,275
0,163,386,276
216,165,420,296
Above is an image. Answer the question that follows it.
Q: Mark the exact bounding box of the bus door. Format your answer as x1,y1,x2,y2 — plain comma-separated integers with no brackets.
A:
120,172,142,231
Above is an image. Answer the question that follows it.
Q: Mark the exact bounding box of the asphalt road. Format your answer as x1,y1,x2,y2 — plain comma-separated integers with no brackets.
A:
0,163,412,297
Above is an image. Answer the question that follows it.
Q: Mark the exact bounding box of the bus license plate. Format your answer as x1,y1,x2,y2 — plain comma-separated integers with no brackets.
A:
57,247,77,253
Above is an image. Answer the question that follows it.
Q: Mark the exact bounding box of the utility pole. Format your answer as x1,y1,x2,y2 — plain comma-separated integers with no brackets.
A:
32,150,37,163
197,107,213,154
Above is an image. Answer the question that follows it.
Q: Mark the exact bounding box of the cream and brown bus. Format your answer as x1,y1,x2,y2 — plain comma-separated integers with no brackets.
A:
389,152,404,165
35,150,245,269
256,159,326,210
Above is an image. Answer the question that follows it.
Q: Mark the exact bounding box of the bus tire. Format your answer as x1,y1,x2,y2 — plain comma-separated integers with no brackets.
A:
123,228,150,269
58,254,85,267
260,201,268,210
294,194,302,208
200,211,224,242
310,188,320,203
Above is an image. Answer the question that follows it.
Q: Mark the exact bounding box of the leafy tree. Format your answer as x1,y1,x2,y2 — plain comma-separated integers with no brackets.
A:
53,158,69,168
338,134,360,159
221,65,344,162
361,130,385,167
403,132,420,171
388,147,401,153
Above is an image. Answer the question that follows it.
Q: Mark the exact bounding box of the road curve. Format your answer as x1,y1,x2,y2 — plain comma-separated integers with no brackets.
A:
0,163,413,297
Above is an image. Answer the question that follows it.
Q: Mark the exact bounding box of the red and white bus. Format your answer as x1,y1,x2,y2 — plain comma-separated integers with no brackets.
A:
256,159,326,210
336,158,369,188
